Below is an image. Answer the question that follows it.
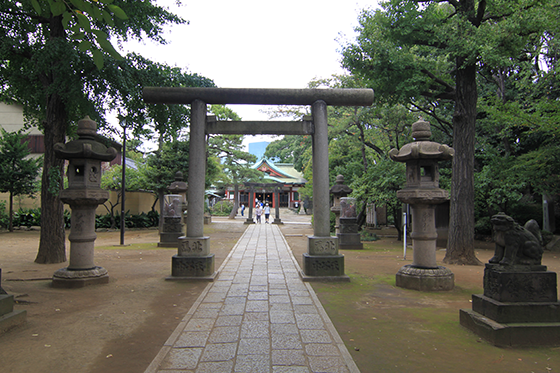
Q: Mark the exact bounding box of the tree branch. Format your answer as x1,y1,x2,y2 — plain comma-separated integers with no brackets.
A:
421,69,456,93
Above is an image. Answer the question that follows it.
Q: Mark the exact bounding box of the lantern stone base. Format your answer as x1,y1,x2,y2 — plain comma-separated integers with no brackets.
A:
168,254,216,281
52,266,109,288
338,233,363,250
0,294,27,335
158,232,183,247
396,264,454,291
301,254,349,281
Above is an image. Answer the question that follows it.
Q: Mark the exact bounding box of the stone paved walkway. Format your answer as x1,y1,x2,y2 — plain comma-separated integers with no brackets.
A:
144,223,359,373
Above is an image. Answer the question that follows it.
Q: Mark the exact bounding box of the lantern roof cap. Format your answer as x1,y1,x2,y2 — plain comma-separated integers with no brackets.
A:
54,116,118,161
389,119,454,162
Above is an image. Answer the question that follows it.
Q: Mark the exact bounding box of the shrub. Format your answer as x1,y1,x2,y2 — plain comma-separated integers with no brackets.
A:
360,230,379,241
0,201,9,228
210,200,233,216
13,208,41,227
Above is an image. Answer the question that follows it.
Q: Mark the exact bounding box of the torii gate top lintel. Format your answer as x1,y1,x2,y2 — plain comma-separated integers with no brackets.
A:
143,87,374,107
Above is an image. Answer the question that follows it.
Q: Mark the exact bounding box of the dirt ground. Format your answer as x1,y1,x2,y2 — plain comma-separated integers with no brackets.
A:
0,221,246,373
283,223,560,373
1,217,559,373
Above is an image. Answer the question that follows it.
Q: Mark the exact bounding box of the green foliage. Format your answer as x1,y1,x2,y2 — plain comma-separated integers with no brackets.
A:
12,207,41,227
210,200,233,216
95,211,158,229
0,201,10,228
145,139,190,193
0,129,41,197
360,230,379,242
0,129,42,230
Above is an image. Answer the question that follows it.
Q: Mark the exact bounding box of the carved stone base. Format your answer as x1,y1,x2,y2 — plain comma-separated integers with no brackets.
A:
301,254,348,281
244,218,255,225
484,264,557,302
396,265,454,291
338,233,363,250
178,237,210,256
307,236,339,255
169,254,215,280
272,219,283,225
460,307,560,347
52,266,109,288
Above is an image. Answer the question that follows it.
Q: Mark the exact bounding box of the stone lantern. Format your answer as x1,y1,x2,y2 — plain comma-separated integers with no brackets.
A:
52,116,117,288
389,119,454,291
339,197,363,250
330,175,352,235
158,172,188,247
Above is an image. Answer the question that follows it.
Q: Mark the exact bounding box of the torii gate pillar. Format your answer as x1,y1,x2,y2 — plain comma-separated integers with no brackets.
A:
302,101,348,280
170,99,215,280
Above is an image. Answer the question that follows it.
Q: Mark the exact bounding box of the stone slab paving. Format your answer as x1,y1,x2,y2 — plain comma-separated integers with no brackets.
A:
145,223,359,373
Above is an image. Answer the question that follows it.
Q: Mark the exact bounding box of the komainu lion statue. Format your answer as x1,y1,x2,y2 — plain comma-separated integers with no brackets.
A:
489,212,544,266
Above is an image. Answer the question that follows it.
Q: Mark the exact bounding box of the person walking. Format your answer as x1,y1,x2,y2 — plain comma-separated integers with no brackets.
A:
241,203,245,216
264,203,271,223
255,204,263,224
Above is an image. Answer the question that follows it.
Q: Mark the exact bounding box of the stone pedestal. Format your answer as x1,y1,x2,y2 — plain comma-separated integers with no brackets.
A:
338,217,363,250
460,264,560,346
395,265,454,291
158,217,183,247
0,269,27,335
301,236,349,281
52,184,112,288
167,236,216,280
159,194,185,248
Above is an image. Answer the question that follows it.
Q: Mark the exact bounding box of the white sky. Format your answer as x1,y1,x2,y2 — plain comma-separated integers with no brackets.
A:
122,0,378,146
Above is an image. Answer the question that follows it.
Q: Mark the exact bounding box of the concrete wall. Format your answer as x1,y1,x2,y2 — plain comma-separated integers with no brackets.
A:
0,191,159,216
0,102,42,135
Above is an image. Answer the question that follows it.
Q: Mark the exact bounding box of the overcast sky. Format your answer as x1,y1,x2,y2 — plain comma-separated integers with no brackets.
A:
123,0,379,145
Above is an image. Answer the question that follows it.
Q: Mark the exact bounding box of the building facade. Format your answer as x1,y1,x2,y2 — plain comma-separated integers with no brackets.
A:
225,158,305,208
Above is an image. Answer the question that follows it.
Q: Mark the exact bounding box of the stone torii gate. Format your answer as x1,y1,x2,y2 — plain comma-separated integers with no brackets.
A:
143,87,373,280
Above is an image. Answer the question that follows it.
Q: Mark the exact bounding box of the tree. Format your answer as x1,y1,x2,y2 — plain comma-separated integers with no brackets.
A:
0,1,202,263
100,152,147,229
0,129,41,231
342,0,553,264
206,105,261,219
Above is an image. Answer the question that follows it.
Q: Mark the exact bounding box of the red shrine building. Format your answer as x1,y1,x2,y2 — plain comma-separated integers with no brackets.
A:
224,158,306,208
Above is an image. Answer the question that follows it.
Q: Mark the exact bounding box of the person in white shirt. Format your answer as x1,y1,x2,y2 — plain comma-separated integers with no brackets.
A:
255,204,263,224
264,203,271,223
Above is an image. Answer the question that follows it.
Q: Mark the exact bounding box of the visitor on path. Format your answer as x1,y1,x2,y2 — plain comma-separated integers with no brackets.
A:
264,203,271,223
241,204,245,216
255,204,263,224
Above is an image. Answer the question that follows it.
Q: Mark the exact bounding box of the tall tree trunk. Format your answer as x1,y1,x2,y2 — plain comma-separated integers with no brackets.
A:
444,57,482,265
35,92,67,263
35,15,67,264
